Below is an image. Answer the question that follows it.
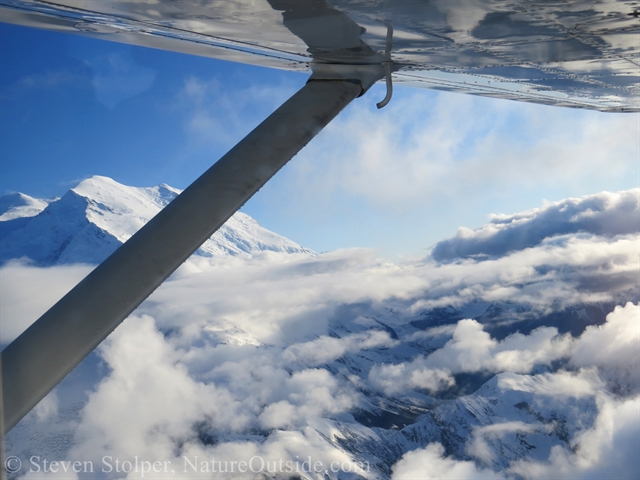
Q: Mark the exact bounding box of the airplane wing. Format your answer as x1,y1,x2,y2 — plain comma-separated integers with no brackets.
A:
1,0,638,112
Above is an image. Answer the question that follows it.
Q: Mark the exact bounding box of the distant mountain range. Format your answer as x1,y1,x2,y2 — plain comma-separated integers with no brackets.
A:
0,176,313,266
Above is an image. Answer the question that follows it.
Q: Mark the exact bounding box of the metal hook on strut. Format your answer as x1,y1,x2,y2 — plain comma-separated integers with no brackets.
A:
376,20,393,109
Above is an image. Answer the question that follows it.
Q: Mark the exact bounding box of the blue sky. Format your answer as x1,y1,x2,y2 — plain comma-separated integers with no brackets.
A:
1,22,638,258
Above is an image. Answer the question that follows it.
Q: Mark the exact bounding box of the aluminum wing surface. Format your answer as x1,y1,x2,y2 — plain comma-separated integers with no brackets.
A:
0,0,638,112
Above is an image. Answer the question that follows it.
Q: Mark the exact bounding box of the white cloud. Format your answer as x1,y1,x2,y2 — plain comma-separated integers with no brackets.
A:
409,232,637,313
370,301,637,398
369,320,574,395
258,368,357,429
0,260,93,344
391,394,640,480
60,312,363,470
425,320,573,374
32,391,59,423
280,91,638,215
509,395,640,480
391,443,507,480
431,189,639,261
70,315,248,464
3,190,639,479
144,249,425,347
281,330,397,367
571,302,640,393
369,359,455,395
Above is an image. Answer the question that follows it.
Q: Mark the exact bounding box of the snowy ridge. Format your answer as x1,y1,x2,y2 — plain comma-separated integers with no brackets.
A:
0,192,51,221
0,176,313,265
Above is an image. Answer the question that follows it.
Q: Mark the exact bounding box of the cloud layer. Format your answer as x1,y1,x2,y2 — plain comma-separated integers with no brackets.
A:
431,189,639,261
3,190,638,480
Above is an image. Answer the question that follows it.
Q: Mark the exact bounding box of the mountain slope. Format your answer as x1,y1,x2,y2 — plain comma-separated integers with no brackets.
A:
0,176,313,266
0,192,51,221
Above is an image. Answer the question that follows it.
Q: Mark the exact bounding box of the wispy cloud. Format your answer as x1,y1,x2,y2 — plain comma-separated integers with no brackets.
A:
84,51,156,108
176,75,301,151
278,90,639,212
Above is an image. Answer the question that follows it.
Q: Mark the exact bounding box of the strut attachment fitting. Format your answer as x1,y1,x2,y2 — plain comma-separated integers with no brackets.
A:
307,22,395,108
376,21,394,109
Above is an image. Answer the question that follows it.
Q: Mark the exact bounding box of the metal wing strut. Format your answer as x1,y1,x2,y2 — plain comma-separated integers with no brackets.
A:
1,79,362,433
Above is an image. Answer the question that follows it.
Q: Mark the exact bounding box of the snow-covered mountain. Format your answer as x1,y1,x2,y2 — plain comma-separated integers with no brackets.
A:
0,176,313,266
0,192,52,221
3,187,638,480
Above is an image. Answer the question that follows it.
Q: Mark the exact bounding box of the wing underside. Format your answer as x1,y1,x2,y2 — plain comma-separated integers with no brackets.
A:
1,0,638,112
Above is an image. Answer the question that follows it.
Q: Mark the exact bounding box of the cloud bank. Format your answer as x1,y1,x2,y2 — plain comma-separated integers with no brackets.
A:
0,261,93,345
3,190,638,480
431,189,639,261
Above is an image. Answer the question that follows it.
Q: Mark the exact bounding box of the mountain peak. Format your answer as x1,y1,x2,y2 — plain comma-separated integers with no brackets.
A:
1,176,313,266
0,192,51,221
73,175,118,188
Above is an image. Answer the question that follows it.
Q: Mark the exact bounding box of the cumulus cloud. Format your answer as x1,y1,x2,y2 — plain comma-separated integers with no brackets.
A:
32,311,371,480
391,394,640,480
370,320,574,396
369,299,638,397
391,443,507,480
431,189,639,261
424,320,573,374
369,359,455,395
257,368,357,429
508,395,640,480
70,315,248,464
61,312,365,470
571,302,640,393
